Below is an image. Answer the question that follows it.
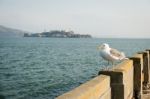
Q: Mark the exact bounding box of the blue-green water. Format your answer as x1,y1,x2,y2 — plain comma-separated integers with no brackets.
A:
0,38,150,99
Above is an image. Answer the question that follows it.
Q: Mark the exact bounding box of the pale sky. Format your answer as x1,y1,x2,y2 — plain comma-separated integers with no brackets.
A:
0,0,150,38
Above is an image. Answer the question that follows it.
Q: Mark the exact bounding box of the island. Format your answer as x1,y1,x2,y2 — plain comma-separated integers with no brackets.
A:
24,30,92,38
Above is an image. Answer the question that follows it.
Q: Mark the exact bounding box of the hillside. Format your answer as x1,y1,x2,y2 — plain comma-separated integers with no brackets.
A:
0,25,25,38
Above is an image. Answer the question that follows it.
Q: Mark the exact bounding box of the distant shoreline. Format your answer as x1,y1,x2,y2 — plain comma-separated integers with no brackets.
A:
24,30,92,38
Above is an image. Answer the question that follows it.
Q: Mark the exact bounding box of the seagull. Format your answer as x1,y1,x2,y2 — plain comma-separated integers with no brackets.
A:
97,43,128,70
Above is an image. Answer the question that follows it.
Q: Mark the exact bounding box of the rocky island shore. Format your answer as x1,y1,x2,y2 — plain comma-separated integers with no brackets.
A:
24,30,92,38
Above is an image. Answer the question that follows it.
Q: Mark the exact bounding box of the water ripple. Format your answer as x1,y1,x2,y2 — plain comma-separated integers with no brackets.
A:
0,38,150,99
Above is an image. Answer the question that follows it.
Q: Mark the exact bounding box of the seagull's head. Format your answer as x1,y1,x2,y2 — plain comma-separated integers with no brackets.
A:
98,43,110,50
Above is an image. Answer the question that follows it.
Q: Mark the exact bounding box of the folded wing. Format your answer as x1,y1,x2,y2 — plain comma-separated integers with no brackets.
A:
110,48,126,60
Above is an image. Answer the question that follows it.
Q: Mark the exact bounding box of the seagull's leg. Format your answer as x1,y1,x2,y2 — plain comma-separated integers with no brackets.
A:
107,61,110,70
108,61,110,65
111,61,114,70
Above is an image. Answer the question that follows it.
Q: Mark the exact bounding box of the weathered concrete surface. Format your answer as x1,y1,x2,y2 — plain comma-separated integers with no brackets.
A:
56,75,111,99
115,60,134,99
142,47,150,98
99,60,133,99
130,54,143,99
146,49,150,84
142,94,150,99
138,51,149,85
142,89,150,99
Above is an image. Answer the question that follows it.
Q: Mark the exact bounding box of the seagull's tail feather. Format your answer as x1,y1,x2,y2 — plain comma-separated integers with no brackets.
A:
120,52,128,60
124,57,129,60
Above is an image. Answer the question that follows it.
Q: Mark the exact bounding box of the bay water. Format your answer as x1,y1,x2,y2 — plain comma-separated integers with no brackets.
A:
0,38,150,99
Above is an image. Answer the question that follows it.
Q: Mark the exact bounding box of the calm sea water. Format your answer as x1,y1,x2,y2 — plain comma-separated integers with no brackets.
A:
0,38,150,99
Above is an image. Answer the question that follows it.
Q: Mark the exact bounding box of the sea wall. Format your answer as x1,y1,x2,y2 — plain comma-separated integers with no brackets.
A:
56,75,111,99
56,50,150,99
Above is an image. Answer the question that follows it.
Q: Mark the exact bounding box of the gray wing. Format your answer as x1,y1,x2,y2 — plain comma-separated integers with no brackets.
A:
110,48,124,58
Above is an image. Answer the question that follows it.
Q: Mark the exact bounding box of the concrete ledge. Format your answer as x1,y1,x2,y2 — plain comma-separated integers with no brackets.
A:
114,60,133,72
139,51,149,85
130,53,143,98
99,70,124,99
99,60,134,99
115,60,134,99
56,75,111,99
146,50,150,85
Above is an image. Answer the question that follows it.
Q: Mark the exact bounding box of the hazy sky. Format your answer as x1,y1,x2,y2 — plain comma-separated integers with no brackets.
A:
0,0,150,38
